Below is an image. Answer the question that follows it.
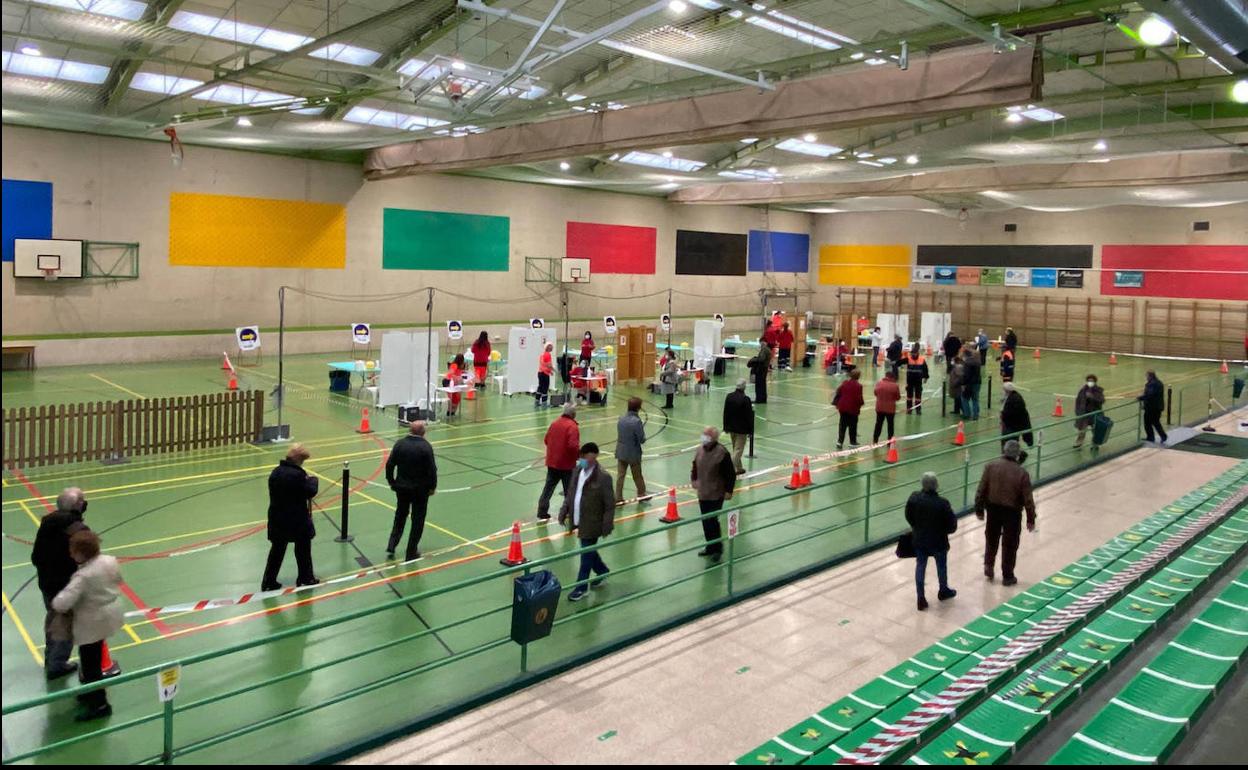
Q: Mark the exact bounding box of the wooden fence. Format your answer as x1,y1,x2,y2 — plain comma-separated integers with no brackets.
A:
3,390,264,468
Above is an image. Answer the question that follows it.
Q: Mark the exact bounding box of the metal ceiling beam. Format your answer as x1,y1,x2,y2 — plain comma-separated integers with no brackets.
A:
895,0,1029,50
99,0,187,111
462,0,568,111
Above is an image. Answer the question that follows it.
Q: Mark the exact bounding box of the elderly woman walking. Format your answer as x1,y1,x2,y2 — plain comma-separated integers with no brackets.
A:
52,530,123,721
904,473,958,611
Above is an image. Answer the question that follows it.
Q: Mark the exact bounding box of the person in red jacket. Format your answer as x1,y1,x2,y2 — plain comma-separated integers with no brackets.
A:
537,405,580,521
777,322,795,371
444,354,466,417
761,320,779,354
579,331,595,366
470,331,491,389
873,371,901,442
536,342,555,407
833,369,864,449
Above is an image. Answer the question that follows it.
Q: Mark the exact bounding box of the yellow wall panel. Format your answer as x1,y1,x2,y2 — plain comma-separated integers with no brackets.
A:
169,192,346,268
818,244,911,288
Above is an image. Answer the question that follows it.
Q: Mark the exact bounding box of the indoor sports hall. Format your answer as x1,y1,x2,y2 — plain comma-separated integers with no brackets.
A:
2,0,1247,765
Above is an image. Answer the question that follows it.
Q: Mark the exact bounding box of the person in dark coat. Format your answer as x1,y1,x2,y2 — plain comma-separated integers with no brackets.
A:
1004,327,1018,353
975,440,1037,586
903,343,929,414
1138,370,1167,444
999,382,1033,448
962,349,982,420
999,348,1016,383
905,473,958,611
262,444,319,590
949,355,965,417
31,487,90,680
560,443,616,602
385,422,438,560
886,335,904,376
691,427,737,562
747,339,771,405
723,379,755,474
1074,374,1106,449
833,369,865,449
942,332,962,374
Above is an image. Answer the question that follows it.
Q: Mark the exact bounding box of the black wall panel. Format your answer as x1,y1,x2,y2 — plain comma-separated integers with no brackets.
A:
675,229,748,276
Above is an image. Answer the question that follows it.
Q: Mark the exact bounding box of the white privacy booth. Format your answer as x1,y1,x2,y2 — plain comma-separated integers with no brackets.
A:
505,327,557,395
378,331,441,408
875,313,911,346
692,319,722,373
919,312,953,357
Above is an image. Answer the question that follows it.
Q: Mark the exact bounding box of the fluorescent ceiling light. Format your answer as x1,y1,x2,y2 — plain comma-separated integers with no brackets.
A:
451,59,467,71
905,154,919,165
850,52,865,60
1093,139,1108,151
865,58,888,65
1020,106,1063,122
559,161,571,171
878,157,897,164
728,9,743,18
661,182,680,189
740,137,758,144
39,0,146,21
669,1,688,12
767,166,779,174
399,58,444,79
608,153,620,160
766,9,858,45
855,151,873,158
1232,79,1248,104
857,159,884,167
20,46,41,56
802,132,817,142
688,0,722,8
618,150,705,172
566,93,586,102
1005,112,1024,123
236,116,252,127
776,138,841,157
662,150,673,158
1,52,109,84
130,72,204,95
1138,15,1174,47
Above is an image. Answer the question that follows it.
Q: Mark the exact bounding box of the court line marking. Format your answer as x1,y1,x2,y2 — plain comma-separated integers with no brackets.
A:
343,482,492,555
2,590,43,666
122,624,143,644
4,520,267,571
17,500,40,527
89,373,146,399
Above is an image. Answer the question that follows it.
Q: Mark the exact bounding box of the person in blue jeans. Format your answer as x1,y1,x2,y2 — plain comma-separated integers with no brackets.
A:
962,349,982,420
904,472,958,611
559,443,616,602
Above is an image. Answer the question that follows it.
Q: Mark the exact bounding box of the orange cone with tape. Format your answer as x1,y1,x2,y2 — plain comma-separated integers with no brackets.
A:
660,487,681,523
100,641,120,678
785,459,802,490
1108,352,1117,365
227,372,238,391
1052,396,1064,417
1033,348,1041,360
885,438,899,463
1220,360,1229,374
499,521,528,566
221,352,231,370
356,408,373,434
800,456,812,487
953,421,966,446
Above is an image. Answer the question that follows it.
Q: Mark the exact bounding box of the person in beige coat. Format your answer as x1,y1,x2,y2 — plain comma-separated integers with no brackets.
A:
52,530,123,721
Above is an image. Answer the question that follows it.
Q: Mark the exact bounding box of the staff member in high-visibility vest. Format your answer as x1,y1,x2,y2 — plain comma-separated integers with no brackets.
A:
904,343,929,414
470,331,491,389
444,354,466,417
1000,347,1016,383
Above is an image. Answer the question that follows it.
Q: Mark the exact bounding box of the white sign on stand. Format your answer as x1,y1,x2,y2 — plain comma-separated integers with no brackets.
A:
713,313,725,327
604,316,617,335
447,320,463,340
236,326,261,351
351,323,370,345
660,314,671,333
726,509,740,539
530,318,545,330
157,664,181,702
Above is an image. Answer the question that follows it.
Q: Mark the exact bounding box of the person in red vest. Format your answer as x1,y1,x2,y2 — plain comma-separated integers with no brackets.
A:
470,331,491,389
536,342,554,407
444,354,466,416
873,370,901,442
580,331,595,366
833,369,864,449
777,322,795,371
904,343,929,414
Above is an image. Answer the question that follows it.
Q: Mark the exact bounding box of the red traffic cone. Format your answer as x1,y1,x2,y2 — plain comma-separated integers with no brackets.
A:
100,641,121,678
1053,396,1064,417
1033,348,1041,360
926,343,934,357
784,459,802,490
953,421,966,446
221,352,231,370
800,456,812,487
885,438,899,463
1108,352,1118,365
356,407,373,434
660,487,681,523
227,372,238,391
499,521,528,566
1220,360,1229,374
465,387,476,400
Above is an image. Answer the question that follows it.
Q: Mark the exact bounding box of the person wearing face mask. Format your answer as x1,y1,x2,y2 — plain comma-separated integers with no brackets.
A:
559,443,616,602
580,331,595,366
1073,374,1106,449
659,356,680,409
999,382,1033,448
691,427,737,563
51,530,123,721
31,487,92,681
1138,370,1167,445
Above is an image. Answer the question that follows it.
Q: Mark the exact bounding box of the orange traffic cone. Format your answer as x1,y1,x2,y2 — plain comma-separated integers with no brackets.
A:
953,421,966,446
100,641,120,678
465,387,476,400
1220,360,1229,374
800,456,812,487
227,372,238,391
1109,352,1118,365
499,521,528,566
1053,396,1064,417
885,438,899,463
784,459,802,490
221,352,231,370
660,487,681,523
356,407,373,434
926,343,934,358
1033,348,1041,360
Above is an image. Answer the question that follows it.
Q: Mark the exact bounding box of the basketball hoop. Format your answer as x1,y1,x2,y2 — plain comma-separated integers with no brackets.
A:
41,268,58,282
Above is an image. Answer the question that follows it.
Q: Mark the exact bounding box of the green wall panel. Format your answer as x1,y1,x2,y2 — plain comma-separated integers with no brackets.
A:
382,208,509,271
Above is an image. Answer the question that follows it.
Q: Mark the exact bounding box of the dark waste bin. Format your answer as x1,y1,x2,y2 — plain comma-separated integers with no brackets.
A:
511,569,561,645
1092,414,1113,447
1234,377,1245,400
329,370,351,392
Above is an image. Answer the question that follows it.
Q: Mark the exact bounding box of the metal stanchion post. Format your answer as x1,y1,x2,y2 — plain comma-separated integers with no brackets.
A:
748,431,755,458
335,461,353,543
941,380,947,417
1166,386,1173,425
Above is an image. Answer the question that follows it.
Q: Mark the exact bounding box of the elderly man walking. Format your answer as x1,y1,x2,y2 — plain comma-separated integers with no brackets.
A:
31,487,92,680
691,427,738,563
536,405,581,521
975,440,1037,586
385,422,438,561
723,379,754,474
614,397,648,504
905,473,958,611
560,443,616,602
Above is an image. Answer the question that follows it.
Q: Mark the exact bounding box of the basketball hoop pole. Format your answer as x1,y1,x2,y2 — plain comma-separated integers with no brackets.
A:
562,285,571,397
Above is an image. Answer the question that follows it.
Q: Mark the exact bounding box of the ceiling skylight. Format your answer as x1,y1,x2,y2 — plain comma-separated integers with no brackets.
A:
776,138,842,157
2,51,109,84
192,84,298,106
343,106,449,131
39,0,147,21
718,169,777,180
618,150,705,172
169,10,380,65
130,71,203,95
1020,106,1064,122
745,15,839,50
309,43,381,67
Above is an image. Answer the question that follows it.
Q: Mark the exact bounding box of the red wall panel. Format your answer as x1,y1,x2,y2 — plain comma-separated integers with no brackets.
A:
1100,245,1248,301
566,221,656,275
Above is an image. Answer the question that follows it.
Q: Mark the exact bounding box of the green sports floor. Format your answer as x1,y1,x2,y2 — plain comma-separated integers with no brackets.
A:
1,344,1239,763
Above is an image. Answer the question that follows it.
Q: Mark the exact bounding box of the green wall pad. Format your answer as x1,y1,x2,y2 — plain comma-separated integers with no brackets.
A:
382,208,509,271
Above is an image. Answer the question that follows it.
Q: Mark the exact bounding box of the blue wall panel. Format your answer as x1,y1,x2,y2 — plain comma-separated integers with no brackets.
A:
2,179,53,262
748,230,809,273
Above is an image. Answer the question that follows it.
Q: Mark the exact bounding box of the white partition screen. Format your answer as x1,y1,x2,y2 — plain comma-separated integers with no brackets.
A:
692,319,721,372
505,327,557,395
379,332,414,407
920,312,952,356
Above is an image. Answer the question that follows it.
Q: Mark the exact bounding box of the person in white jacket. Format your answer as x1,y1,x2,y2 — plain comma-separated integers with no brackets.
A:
52,530,123,722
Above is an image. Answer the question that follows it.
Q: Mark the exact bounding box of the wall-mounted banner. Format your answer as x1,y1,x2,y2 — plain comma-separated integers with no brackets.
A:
447,320,463,340
236,326,261,351
911,267,934,284
660,313,672,332
530,318,545,330
933,266,958,285
1004,268,1031,287
1030,268,1058,288
604,315,617,335
1113,270,1145,288
351,323,371,345
713,313,725,326
956,267,981,285
1057,269,1084,289
980,268,1005,286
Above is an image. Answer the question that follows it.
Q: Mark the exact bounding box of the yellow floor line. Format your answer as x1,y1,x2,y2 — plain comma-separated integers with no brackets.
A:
17,499,41,527
349,489,492,554
89,372,146,399
3,519,268,571
2,591,44,667
122,623,143,644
